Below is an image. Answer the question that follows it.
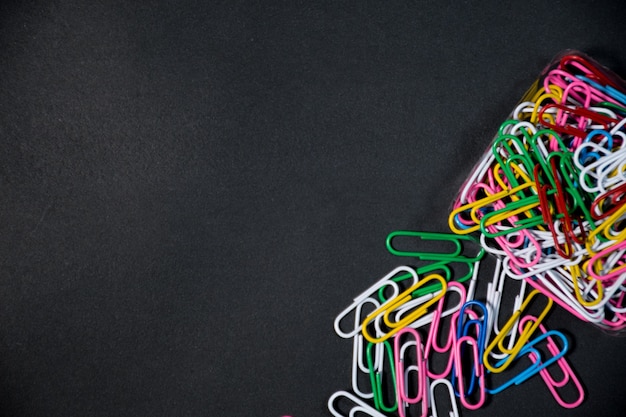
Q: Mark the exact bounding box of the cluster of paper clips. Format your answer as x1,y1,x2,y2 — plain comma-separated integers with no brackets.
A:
329,232,584,416
449,51,626,331
329,51,626,416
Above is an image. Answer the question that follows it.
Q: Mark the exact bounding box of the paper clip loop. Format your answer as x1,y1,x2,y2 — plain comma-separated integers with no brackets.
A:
328,390,388,417
430,379,460,417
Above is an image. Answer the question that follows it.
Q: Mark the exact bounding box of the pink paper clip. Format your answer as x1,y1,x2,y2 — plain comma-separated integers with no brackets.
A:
424,282,466,379
453,336,486,410
586,240,626,282
394,328,426,410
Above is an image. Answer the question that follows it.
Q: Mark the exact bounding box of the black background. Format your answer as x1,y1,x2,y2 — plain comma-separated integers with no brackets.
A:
1,1,625,416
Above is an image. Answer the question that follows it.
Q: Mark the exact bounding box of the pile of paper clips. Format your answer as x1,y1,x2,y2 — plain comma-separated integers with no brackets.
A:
449,51,626,330
328,51,626,416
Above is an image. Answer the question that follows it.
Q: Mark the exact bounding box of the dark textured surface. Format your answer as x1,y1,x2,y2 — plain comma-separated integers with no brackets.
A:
1,1,625,416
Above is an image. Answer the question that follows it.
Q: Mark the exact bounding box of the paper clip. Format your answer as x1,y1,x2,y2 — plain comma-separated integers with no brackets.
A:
449,182,538,235
485,329,569,395
426,314,458,380
456,301,489,342
487,269,527,360
560,53,624,91
430,379,460,417
561,80,593,113
528,129,570,175
447,51,626,337
385,231,484,263
378,261,462,302
452,301,489,399
483,290,553,373
575,141,626,194
381,278,446,329
334,266,417,338
361,274,447,344
453,336,486,410
598,204,626,243
580,75,626,107
591,181,626,220
328,391,388,417
582,262,626,312
502,247,584,281
424,282,467,379
519,316,585,408
352,324,384,399
538,103,619,139
394,328,427,417
456,150,498,205
388,292,447,330
523,268,605,325
585,204,626,255
485,258,504,339
376,262,456,304
366,340,397,413
567,264,604,308
492,134,534,187
548,154,588,245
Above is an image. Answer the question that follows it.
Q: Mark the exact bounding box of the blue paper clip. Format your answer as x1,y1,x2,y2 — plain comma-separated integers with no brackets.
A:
485,329,569,395
454,336,486,410
451,301,489,397
576,75,626,106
